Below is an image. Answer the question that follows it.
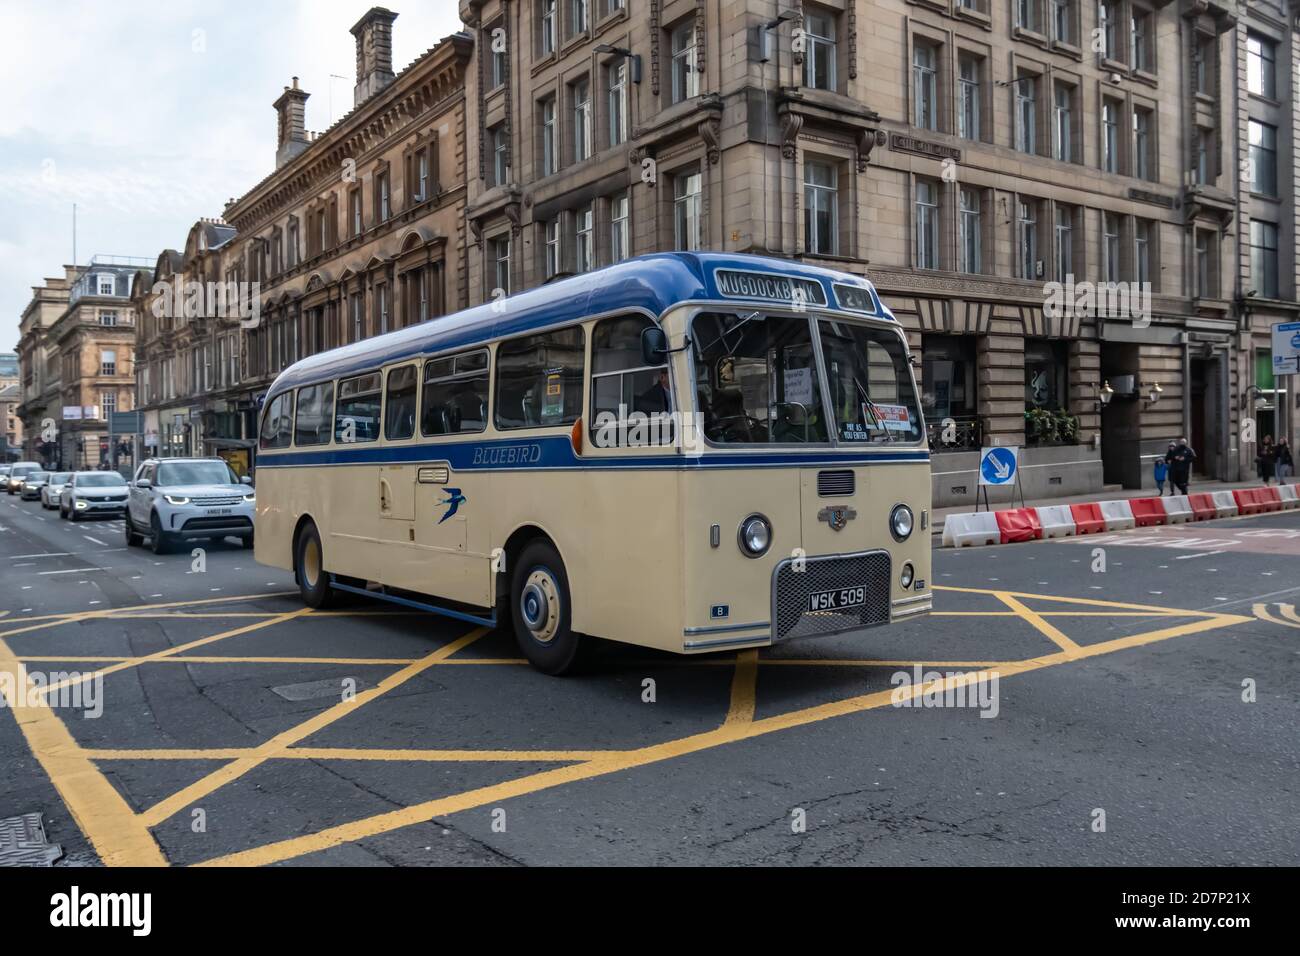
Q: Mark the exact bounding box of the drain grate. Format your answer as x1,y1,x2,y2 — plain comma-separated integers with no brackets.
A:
0,813,64,867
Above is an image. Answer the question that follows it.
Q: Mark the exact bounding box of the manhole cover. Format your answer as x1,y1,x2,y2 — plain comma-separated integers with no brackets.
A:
271,677,367,702
0,813,64,867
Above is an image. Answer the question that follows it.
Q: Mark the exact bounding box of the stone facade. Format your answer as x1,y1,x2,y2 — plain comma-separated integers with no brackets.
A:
14,271,73,464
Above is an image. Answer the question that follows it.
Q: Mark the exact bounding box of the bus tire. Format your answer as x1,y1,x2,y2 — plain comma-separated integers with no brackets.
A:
510,539,582,675
294,521,338,609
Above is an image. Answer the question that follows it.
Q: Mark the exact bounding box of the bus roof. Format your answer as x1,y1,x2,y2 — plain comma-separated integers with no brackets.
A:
267,251,892,396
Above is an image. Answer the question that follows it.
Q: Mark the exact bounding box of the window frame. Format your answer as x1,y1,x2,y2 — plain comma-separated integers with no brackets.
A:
420,349,490,438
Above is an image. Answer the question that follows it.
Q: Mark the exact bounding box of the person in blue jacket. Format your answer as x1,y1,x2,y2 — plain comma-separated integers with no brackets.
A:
1154,452,1169,496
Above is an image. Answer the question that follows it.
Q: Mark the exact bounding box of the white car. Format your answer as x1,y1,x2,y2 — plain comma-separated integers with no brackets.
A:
41,472,73,509
59,471,129,521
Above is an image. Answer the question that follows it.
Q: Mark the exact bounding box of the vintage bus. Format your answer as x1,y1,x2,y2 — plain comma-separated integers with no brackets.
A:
254,253,931,673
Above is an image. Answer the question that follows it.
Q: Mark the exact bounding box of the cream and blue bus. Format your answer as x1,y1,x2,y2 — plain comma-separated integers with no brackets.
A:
255,252,930,674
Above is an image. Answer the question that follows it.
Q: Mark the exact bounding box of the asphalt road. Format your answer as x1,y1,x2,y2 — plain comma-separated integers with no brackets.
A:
1,491,1297,867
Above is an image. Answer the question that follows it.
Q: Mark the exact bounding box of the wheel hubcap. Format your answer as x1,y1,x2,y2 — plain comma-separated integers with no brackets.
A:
520,569,560,644
301,537,321,588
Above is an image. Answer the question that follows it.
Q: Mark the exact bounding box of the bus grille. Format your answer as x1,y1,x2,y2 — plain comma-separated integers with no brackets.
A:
772,550,892,642
817,469,855,497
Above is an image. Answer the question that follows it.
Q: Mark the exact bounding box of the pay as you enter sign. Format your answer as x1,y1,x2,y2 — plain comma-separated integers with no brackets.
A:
1273,322,1300,377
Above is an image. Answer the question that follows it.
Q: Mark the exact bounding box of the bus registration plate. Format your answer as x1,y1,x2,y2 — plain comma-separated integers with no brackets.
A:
809,586,865,612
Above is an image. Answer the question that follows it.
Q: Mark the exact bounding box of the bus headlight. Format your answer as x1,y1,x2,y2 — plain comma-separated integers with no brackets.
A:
890,504,914,541
737,514,772,558
900,562,915,589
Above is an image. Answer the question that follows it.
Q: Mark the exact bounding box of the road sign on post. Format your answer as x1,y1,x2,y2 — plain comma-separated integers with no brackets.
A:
979,446,1019,486
1272,322,1300,377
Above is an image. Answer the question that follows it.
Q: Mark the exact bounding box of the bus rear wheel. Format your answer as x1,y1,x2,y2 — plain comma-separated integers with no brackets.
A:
510,540,582,675
295,521,339,609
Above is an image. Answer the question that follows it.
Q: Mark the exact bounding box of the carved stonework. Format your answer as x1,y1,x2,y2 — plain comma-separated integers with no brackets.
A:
780,111,803,159
698,119,721,164
856,129,887,172
793,5,805,67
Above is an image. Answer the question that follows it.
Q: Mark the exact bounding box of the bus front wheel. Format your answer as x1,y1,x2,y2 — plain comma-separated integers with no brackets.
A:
295,521,338,609
510,540,581,675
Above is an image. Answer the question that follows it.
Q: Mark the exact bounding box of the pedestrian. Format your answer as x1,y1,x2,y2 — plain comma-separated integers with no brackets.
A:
1153,454,1168,496
1277,438,1294,482
1257,435,1276,486
1166,437,1195,496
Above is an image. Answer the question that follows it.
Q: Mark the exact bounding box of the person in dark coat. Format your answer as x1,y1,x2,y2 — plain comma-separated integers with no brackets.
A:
1257,436,1276,485
1277,439,1294,482
1165,438,1196,495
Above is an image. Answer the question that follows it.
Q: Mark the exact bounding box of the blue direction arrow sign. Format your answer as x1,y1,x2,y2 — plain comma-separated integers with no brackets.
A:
979,446,1019,486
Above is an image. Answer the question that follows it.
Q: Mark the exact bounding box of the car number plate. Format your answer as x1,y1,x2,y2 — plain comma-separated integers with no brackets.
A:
206,508,232,516
808,586,866,612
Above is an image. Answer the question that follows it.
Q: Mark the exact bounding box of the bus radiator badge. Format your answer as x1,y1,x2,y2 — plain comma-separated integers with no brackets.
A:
817,506,857,532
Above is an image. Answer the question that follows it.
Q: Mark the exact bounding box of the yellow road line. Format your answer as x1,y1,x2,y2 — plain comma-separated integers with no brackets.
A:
723,649,758,726
934,585,1209,615
0,592,299,639
995,592,1082,656
17,655,420,666
197,609,1249,868
139,627,489,828
0,637,166,866
1253,604,1300,629
81,746,610,762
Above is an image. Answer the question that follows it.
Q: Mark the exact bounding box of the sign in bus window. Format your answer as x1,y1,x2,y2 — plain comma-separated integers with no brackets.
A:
421,350,489,436
495,327,584,429
335,372,382,443
817,319,922,443
691,312,828,444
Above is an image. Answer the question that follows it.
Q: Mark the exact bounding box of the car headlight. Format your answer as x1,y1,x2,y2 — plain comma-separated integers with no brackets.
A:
74,499,87,509
737,513,772,558
890,504,914,542
164,495,190,505
243,493,255,502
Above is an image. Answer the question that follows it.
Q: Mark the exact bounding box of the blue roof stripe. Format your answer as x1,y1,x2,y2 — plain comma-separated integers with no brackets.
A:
266,252,891,395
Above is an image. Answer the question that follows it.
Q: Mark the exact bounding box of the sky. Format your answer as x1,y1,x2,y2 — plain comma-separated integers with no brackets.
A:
0,0,465,352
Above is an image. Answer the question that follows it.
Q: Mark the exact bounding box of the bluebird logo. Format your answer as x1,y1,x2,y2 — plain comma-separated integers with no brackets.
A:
438,488,466,524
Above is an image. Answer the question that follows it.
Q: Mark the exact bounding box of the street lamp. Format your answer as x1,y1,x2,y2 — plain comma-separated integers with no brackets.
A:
594,44,641,83
1096,380,1115,411
1144,382,1163,406
755,9,798,62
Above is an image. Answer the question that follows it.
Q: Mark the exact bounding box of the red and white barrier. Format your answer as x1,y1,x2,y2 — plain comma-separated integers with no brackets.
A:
942,510,1001,548
1160,495,1193,523
1035,505,1077,538
1209,491,1239,518
1279,484,1299,509
1128,497,1168,527
1098,499,1136,531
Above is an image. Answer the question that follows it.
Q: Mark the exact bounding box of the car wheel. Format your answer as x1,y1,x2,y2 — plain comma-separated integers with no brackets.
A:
149,512,172,555
124,514,143,547
509,539,583,675
294,521,338,609
242,534,255,550
69,506,80,522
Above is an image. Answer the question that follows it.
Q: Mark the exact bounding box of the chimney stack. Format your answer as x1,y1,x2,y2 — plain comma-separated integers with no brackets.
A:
273,76,311,168
351,7,398,108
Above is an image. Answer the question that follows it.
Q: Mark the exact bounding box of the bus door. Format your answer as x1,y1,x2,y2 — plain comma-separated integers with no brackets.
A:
411,351,491,607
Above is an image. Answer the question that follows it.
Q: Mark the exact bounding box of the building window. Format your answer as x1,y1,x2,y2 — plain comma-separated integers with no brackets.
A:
490,236,511,296
1195,230,1216,298
607,59,627,147
572,78,592,162
957,54,981,141
1247,32,1276,98
98,310,118,327
1015,72,1037,154
1099,2,1117,60
1134,219,1151,286
672,168,702,250
350,292,363,342
1054,205,1073,280
349,188,362,236
915,180,939,269
572,0,589,36
575,206,594,272
1102,99,1120,173
1018,199,1038,279
490,29,507,88
804,161,838,255
1052,0,1073,44
1130,9,1152,72
415,148,431,201
1053,82,1073,162
101,391,116,418
1102,212,1121,282
1249,220,1278,298
540,0,556,56
803,9,836,91
97,274,115,295
540,96,557,176
1193,34,1213,95
958,188,981,274
1249,120,1277,196
376,170,390,221
1133,108,1152,180
609,192,630,263
1025,339,1068,411
913,42,938,131
491,124,509,185
101,349,117,377
1016,0,1038,32
543,219,561,278
670,21,699,103
1193,127,1211,184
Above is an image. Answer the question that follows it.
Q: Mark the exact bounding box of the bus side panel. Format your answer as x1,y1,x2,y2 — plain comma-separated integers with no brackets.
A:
253,463,296,572
489,467,685,652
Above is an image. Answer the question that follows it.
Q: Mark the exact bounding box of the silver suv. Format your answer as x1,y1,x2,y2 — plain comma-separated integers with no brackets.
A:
126,457,255,554
6,462,42,494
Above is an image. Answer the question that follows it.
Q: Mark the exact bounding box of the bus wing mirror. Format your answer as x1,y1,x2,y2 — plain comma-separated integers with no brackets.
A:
640,327,668,366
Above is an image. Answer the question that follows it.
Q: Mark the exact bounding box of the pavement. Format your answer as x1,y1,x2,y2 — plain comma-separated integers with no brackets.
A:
1,491,1298,866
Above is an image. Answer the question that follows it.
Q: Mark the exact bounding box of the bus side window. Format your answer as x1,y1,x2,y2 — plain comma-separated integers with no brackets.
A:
495,327,584,430
295,382,335,446
259,392,294,449
590,315,672,447
421,350,488,436
335,372,382,443
384,365,418,441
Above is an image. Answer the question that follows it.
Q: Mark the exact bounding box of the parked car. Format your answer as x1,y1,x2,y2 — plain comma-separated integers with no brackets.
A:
126,457,255,554
59,471,129,521
19,471,50,501
0,465,10,482
41,472,73,509
5,462,42,494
